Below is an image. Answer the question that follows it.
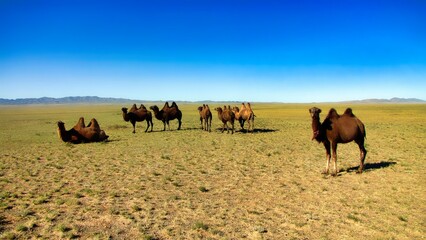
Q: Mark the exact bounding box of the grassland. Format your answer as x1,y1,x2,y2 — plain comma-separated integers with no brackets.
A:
0,103,424,239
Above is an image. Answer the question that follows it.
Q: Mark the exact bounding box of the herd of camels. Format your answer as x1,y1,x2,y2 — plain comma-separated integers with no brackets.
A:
57,102,367,176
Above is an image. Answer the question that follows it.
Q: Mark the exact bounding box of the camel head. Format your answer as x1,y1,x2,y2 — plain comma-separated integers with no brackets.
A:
214,107,223,113
121,107,128,113
198,106,203,112
309,107,321,119
150,105,159,113
57,121,65,129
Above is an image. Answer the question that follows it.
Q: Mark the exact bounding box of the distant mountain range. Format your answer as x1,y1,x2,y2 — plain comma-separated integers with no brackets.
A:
0,96,138,105
340,97,425,103
0,96,424,105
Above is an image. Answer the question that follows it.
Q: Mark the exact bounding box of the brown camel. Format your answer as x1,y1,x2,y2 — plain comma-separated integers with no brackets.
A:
198,104,212,132
234,103,255,132
122,104,153,133
57,117,109,143
149,102,182,131
309,107,367,176
214,106,235,134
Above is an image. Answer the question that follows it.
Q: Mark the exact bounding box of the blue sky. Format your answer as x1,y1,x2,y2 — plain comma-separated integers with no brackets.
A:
0,0,425,102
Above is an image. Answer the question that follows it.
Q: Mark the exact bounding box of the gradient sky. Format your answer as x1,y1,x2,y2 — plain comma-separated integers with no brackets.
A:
1,0,425,102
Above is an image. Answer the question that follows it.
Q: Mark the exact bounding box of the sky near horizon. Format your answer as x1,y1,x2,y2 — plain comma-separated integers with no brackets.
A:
0,1,425,102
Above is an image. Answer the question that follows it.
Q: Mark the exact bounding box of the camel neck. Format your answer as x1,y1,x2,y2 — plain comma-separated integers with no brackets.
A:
58,126,70,142
311,117,322,141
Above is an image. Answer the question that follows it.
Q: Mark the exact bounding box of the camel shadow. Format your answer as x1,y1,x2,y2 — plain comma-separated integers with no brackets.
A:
344,161,397,173
236,128,279,134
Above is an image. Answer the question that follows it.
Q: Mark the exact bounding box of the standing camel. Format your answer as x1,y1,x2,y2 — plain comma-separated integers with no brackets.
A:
234,103,255,132
122,104,153,133
215,106,235,134
198,104,212,132
150,102,182,131
309,107,367,176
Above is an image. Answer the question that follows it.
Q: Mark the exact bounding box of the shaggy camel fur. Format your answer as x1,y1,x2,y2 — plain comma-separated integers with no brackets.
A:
150,102,182,131
57,117,109,143
198,104,212,132
215,106,235,134
309,107,367,176
122,104,153,133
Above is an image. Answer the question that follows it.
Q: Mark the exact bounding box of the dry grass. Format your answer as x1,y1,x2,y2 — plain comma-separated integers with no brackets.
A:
0,103,425,239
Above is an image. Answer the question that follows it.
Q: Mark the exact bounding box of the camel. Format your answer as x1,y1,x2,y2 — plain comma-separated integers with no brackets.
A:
122,104,153,133
198,104,212,132
309,107,367,176
214,106,235,134
149,102,182,131
57,117,109,143
233,103,255,132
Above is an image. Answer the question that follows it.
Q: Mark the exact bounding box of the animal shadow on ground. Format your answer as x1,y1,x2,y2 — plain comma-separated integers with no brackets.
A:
215,128,278,133
344,161,397,173
237,128,278,133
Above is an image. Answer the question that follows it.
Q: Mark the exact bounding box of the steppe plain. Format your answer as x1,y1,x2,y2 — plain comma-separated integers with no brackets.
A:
0,103,425,239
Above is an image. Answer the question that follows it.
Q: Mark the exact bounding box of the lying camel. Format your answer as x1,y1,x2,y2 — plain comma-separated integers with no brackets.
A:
215,106,235,134
309,107,367,176
198,104,212,132
57,117,109,143
122,104,153,133
150,102,182,131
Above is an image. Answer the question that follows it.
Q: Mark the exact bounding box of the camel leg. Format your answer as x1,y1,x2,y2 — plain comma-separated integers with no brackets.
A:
149,120,153,132
356,139,367,174
131,120,136,134
162,121,166,131
323,141,331,175
144,120,149,132
231,121,234,134
247,119,251,133
208,119,212,132
177,118,182,130
331,142,338,176
251,118,254,133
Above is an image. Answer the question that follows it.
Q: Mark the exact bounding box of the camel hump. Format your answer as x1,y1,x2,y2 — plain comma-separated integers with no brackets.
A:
162,102,170,110
89,118,100,130
344,108,355,117
171,101,179,109
130,104,138,112
139,104,147,110
74,117,86,129
326,108,340,119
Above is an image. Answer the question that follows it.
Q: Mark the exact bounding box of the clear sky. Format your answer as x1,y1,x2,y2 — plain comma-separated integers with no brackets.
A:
1,0,425,102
